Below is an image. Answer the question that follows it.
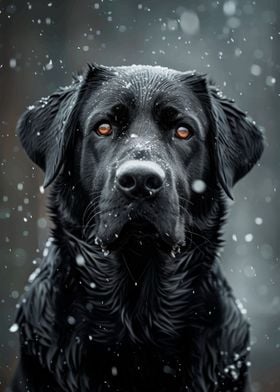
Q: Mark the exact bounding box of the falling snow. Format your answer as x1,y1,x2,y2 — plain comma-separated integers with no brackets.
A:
76,254,86,266
0,0,279,389
9,323,19,333
191,179,206,193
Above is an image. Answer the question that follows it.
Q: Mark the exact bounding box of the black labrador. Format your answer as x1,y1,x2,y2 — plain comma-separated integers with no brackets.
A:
10,64,264,392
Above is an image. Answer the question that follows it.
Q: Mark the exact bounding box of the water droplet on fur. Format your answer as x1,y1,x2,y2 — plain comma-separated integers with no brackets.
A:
230,369,239,380
102,249,110,256
28,267,41,283
43,248,49,257
94,237,101,245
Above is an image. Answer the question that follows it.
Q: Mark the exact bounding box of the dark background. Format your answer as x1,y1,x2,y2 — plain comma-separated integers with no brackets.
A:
0,0,279,390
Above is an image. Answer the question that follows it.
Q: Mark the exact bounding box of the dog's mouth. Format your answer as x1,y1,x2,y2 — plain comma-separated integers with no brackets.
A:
113,219,170,249
93,210,185,255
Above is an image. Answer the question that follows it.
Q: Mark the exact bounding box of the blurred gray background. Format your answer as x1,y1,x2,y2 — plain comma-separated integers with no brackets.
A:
0,0,279,390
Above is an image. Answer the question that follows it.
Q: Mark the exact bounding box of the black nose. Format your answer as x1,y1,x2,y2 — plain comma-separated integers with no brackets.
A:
116,160,166,198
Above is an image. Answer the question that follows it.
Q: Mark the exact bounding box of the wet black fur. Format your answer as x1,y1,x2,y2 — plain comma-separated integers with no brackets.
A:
10,65,264,392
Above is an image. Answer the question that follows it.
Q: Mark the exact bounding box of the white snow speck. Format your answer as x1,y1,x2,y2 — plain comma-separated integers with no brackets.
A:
255,217,263,225
90,282,96,289
232,234,238,242
119,25,127,33
244,233,253,242
43,248,49,257
111,366,118,376
67,316,76,325
266,76,276,86
236,299,247,314
191,179,206,193
39,185,45,194
17,183,23,191
45,59,53,71
9,58,17,68
250,64,262,76
76,254,85,266
9,323,19,333
28,267,41,283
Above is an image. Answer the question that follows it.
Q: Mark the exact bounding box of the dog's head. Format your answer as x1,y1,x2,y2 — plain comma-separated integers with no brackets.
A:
17,64,264,251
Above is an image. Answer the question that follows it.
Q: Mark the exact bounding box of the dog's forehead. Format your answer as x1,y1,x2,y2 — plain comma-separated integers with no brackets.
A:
96,65,179,100
110,65,178,103
85,65,205,118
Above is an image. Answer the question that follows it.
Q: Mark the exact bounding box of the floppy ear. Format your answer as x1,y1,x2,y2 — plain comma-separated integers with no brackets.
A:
17,65,104,188
182,72,264,199
209,85,264,199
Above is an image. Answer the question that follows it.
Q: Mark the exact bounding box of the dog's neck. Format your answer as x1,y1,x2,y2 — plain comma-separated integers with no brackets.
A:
16,189,229,392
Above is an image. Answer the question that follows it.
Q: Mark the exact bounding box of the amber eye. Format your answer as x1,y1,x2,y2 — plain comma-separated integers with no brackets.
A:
96,123,113,136
175,126,192,140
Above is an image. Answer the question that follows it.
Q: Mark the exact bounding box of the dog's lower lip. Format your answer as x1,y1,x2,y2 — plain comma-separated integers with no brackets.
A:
98,217,180,253
116,219,160,239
